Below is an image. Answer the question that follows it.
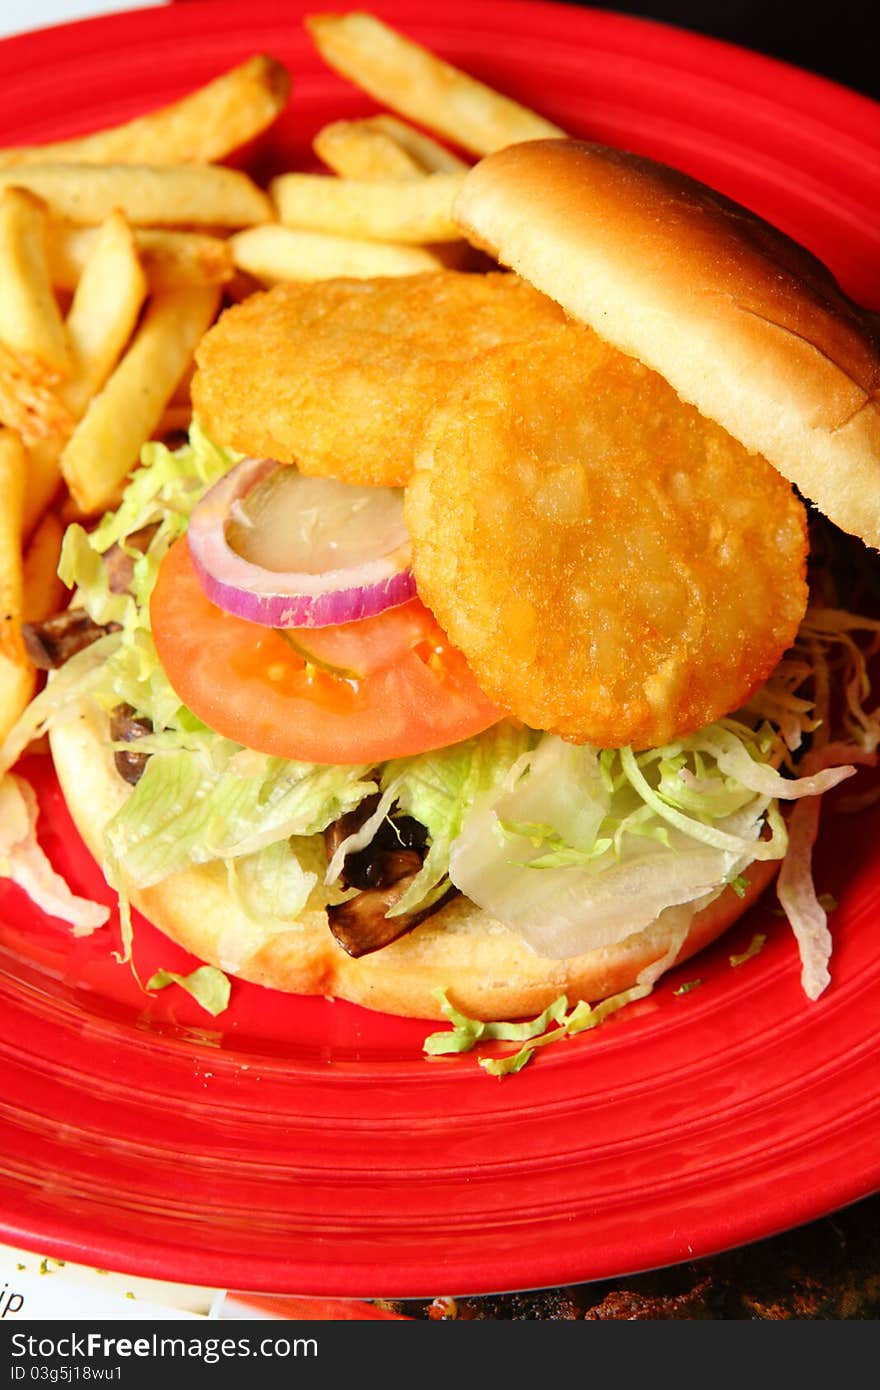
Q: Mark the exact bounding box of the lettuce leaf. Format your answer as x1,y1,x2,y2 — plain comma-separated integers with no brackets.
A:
105,745,375,888
378,722,535,915
424,987,652,1076
147,965,231,1016
0,773,109,934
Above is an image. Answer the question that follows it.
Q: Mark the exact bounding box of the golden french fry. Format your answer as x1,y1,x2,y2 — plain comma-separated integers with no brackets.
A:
61,211,148,420
314,118,426,178
22,440,64,543
60,285,221,514
22,510,67,624
47,223,234,293
305,12,565,156
231,223,464,283
0,344,74,447
367,114,469,174
0,55,291,168
270,171,463,243
0,188,70,379
0,429,36,743
0,164,272,227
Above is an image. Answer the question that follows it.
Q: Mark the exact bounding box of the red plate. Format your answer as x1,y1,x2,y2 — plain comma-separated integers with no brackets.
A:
1,0,879,1299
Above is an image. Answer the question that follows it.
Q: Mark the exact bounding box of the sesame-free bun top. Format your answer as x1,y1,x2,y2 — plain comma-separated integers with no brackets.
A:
453,140,880,550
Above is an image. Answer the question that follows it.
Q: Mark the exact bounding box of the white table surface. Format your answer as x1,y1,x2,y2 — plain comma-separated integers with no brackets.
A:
0,0,166,41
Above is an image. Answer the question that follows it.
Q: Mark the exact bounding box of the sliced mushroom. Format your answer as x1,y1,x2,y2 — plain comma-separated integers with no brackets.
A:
109,703,153,785
22,608,118,670
104,523,159,595
328,869,455,958
324,794,459,956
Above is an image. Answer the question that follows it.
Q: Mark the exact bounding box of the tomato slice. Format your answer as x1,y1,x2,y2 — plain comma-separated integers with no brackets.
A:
150,537,503,765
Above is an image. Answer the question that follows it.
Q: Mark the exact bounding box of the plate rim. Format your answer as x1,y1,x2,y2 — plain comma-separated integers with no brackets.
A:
1,0,879,1298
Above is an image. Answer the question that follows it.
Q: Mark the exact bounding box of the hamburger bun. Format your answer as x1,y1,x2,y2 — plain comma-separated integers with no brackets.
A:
49,698,777,1021
54,139,875,1023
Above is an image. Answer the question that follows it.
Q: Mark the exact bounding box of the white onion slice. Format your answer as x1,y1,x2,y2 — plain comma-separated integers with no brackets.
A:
187,457,415,628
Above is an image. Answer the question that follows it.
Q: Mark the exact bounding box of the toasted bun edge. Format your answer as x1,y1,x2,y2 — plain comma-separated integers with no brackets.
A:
49,698,778,1022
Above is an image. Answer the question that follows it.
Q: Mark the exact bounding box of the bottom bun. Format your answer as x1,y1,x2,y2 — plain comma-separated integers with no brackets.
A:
50,699,778,1021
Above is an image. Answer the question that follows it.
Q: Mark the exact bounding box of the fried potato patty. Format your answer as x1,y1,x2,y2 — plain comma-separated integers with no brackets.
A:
191,271,565,486
406,325,809,749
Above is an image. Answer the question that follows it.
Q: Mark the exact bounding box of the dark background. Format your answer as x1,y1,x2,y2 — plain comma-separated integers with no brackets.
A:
570,2,878,100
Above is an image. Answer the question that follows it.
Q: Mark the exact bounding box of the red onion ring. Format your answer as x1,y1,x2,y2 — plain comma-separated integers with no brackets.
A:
187,457,416,628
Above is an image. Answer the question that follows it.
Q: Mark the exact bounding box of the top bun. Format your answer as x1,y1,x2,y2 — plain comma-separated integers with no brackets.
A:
453,140,880,550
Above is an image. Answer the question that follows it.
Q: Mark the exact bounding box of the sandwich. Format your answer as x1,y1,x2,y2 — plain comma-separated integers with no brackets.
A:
4,139,879,1026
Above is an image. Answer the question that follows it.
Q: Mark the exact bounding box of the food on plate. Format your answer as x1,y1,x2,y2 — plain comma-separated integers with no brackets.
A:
0,188,70,379
454,140,880,550
28,151,880,1027
229,224,473,286
0,13,878,1048
60,283,220,514
191,272,566,487
0,50,289,832
313,115,469,179
0,429,34,743
46,224,234,295
0,163,272,228
305,11,565,154
406,324,809,750
21,511,66,625
314,117,433,179
0,54,290,168
55,210,148,421
269,169,464,243
0,339,73,444
351,114,471,175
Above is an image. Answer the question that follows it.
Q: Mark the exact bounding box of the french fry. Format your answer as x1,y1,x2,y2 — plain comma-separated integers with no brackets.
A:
0,164,272,228
22,511,67,625
47,224,234,293
61,211,148,420
314,118,426,179
0,188,70,379
59,285,221,514
21,440,64,543
231,223,464,283
270,171,463,242
17,213,149,528
0,344,74,447
305,12,565,156
0,429,36,744
367,114,469,174
0,55,291,168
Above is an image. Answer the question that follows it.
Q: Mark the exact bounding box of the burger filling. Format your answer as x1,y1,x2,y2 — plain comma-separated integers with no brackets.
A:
1,425,878,1002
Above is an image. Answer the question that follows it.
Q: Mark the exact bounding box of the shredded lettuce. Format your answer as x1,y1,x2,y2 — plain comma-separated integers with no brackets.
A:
146,964,231,1016
729,933,766,968
377,722,535,914
227,838,329,929
0,634,121,780
448,735,769,959
424,986,652,1076
105,744,375,887
0,773,109,934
